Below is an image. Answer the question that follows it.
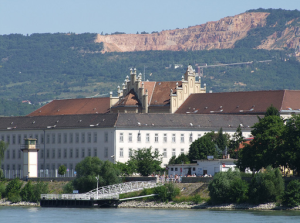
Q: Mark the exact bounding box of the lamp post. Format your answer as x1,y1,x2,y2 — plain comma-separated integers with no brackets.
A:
95,175,99,199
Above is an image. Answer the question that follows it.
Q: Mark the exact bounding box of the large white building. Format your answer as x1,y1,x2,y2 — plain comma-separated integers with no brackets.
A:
0,113,258,178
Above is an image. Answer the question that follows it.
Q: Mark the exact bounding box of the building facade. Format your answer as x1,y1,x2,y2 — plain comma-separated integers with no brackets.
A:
0,113,258,178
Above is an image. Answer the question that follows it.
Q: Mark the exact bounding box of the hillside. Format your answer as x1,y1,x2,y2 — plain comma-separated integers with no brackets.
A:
95,9,300,52
95,12,269,52
0,9,300,116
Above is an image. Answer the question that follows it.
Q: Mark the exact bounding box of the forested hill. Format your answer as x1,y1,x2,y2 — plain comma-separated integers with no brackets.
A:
0,9,300,116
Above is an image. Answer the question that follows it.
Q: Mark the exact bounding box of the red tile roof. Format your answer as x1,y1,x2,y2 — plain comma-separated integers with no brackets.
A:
176,90,300,114
111,81,180,108
115,89,140,107
27,97,110,116
150,81,181,106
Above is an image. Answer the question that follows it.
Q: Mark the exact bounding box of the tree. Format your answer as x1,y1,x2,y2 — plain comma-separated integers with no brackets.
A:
282,114,300,175
282,180,300,207
248,166,284,204
5,178,23,203
208,169,248,204
188,132,217,162
127,147,162,176
229,125,244,158
215,127,229,152
265,104,280,117
58,165,67,175
168,153,190,165
73,157,121,193
237,108,285,172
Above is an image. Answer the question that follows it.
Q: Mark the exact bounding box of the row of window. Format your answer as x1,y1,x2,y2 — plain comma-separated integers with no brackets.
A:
119,148,185,158
5,149,22,159
119,133,201,143
170,167,196,172
1,163,77,171
5,147,112,160
0,132,110,145
1,164,22,171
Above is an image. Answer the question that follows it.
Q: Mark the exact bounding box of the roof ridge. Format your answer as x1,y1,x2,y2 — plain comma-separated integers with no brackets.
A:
281,90,286,111
148,82,156,105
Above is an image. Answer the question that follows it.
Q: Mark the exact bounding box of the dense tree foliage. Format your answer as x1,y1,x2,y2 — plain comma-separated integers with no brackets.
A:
188,132,217,161
282,180,300,207
5,178,23,203
282,115,300,175
73,157,121,193
188,130,231,162
126,147,162,176
237,105,300,175
208,169,248,204
58,165,67,175
154,183,180,202
168,153,190,165
248,166,284,204
228,125,244,158
237,106,285,171
20,180,48,202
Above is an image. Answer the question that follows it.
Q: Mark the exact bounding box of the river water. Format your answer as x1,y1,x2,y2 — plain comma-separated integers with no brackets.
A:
1,207,300,223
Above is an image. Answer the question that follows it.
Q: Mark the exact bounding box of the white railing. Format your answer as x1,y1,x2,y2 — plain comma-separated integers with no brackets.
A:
40,193,119,201
1,169,76,179
85,180,158,197
41,181,159,201
1,170,23,179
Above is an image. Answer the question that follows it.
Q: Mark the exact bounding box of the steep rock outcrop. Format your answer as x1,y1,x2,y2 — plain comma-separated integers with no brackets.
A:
257,18,300,50
95,12,269,53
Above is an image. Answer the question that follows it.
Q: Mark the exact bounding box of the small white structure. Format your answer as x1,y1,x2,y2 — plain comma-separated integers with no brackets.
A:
167,164,198,177
195,159,237,176
21,138,39,178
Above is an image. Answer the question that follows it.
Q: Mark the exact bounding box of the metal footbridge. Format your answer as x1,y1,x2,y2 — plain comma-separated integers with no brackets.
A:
40,181,159,207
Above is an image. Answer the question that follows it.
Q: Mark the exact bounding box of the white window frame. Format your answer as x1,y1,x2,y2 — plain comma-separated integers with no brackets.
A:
119,133,124,142
163,148,167,158
181,134,184,143
120,148,124,157
172,134,176,143
128,133,132,142
163,134,167,143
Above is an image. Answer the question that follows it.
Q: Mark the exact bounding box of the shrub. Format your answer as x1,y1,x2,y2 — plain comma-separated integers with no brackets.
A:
31,181,48,202
58,165,67,176
63,181,74,194
8,191,22,203
20,181,35,202
208,169,248,204
282,180,300,207
5,178,23,199
192,194,202,204
154,183,180,202
248,166,284,204
0,181,6,199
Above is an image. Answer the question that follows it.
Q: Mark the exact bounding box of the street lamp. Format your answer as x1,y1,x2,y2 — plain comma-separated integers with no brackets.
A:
95,175,99,199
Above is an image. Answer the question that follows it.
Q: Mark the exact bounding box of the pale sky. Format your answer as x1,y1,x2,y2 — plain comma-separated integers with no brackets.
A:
1,0,299,35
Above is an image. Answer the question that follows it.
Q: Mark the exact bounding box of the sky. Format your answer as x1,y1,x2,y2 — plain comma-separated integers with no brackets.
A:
1,0,300,36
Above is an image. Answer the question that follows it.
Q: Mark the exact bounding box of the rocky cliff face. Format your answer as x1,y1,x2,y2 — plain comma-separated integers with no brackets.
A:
95,12,269,53
257,18,300,50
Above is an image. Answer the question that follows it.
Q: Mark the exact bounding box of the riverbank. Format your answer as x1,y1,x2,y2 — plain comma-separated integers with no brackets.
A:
1,198,300,210
0,198,39,207
118,200,300,210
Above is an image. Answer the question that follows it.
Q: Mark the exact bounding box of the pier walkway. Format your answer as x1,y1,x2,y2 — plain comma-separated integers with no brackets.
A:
40,181,158,207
